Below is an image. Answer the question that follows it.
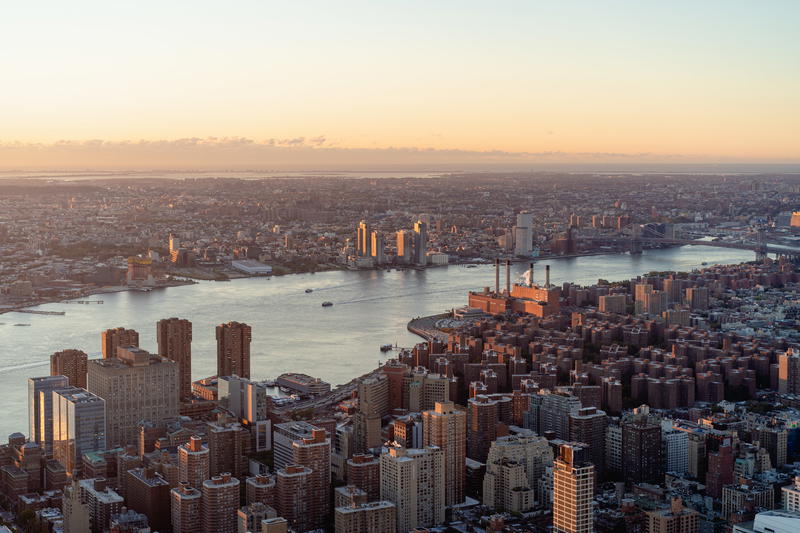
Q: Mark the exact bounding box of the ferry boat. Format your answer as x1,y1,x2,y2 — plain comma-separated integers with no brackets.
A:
322,301,333,307
305,288,313,293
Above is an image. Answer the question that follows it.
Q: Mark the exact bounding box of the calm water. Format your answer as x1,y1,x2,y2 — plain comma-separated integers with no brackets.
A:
0,246,755,435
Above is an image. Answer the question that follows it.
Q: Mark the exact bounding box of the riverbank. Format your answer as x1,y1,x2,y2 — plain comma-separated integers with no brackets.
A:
0,278,197,315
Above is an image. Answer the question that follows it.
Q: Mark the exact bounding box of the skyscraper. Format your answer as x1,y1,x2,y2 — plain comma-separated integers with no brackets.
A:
553,444,595,533
423,401,466,506
87,346,179,447
201,473,240,533
380,446,445,532
178,435,209,489
354,374,389,453
101,327,139,359
413,220,427,266
216,321,252,379
28,375,69,457
156,317,193,400
778,347,800,394
370,231,385,264
623,417,663,485
569,407,608,479
207,418,251,477
483,434,553,512
541,391,582,441
291,429,331,530
50,349,88,388
357,220,371,257
467,395,499,463
52,387,106,475
275,465,313,531
396,230,412,264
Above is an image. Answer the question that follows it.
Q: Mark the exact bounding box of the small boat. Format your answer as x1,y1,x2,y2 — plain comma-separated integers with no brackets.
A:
14,323,31,326
466,264,478,268
701,262,708,266
322,301,333,307
380,344,393,352
305,289,313,293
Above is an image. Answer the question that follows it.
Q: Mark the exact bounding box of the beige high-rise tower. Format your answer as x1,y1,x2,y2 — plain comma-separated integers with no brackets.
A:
87,346,179,447
423,401,466,506
553,444,595,533
157,318,193,400
380,446,445,532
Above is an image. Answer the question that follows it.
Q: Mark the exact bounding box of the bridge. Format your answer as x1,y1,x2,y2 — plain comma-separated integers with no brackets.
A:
576,227,800,261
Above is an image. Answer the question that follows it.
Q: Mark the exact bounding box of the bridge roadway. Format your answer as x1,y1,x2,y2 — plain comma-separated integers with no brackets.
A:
580,235,800,255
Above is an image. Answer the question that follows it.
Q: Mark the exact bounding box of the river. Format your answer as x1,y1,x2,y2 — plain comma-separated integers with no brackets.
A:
0,245,755,435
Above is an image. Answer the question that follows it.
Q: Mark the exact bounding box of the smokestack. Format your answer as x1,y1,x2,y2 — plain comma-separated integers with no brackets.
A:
505,259,511,294
545,264,551,288
495,258,500,294
529,263,534,288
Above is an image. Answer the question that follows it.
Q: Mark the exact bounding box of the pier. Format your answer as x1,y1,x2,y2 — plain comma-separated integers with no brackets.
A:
11,309,65,316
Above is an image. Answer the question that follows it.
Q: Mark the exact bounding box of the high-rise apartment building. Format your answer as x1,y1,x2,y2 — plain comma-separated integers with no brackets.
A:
553,444,595,533
541,391,582,441
216,321,251,379
246,474,276,506
646,498,699,533
346,454,381,502
201,473,240,533
662,421,689,475
403,368,449,412
413,220,428,266
50,349,88,388
569,407,608,478
370,231,385,264
156,317,193,400
467,395,499,463
125,466,171,532
28,375,69,457
599,294,626,314
684,287,709,310
178,435,209,489
101,327,139,359
623,418,663,485
273,421,323,471
291,429,331,530
483,434,553,509
275,465,313,532
357,220,371,257
380,446,445,533
87,346,179,447
207,419,251,477
354,374,389,453
218,375,271,451
396,230,412,264
423,401,466,506
76,478,125,533
52,387,106,475
334,500,397,533
778,348,800,394
171,482,202,533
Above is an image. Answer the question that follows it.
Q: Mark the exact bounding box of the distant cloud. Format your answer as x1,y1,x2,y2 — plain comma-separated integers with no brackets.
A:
0,137,786,171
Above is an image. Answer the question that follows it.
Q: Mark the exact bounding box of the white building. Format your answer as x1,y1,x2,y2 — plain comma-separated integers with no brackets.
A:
380,445,445,533
231,259,273,275
733,510,800,533
662,420,689,475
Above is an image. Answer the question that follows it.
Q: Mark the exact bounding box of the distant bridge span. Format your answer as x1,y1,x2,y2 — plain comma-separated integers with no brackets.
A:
579,235,800,256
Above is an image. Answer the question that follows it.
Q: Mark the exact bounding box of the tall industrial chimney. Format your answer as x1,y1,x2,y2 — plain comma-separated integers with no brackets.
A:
529,263,534,288
545,264,551,288
495,258,500,294
505,259,511,294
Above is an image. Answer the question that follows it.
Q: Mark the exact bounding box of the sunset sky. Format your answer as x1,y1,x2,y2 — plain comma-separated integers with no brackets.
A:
1,1,798,169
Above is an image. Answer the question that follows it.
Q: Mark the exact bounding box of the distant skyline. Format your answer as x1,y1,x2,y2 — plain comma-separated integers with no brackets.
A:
2,1,798,169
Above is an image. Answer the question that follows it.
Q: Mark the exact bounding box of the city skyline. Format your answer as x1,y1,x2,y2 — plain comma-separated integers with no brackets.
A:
1,1,799,170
